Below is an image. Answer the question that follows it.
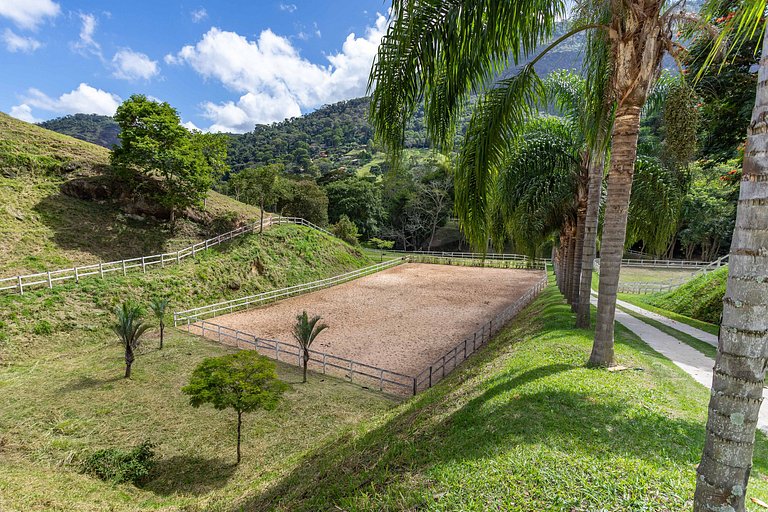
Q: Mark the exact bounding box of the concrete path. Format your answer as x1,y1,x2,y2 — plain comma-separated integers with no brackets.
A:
615,298,718,346
590,296,768,432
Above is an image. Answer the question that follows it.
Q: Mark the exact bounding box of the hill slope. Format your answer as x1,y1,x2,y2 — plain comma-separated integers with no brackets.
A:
636,266,728,324
38,114,121,149
0,112,264,276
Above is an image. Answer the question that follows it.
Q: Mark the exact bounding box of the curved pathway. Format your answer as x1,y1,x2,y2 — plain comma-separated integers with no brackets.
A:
590,294,768,432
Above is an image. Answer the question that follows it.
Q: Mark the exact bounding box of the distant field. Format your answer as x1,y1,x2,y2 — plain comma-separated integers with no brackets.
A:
617,267,698,284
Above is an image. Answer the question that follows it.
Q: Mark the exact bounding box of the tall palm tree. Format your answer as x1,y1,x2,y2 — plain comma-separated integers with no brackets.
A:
112,301,150,379
693,1,767,509
292,311,328,383
369,0,693,366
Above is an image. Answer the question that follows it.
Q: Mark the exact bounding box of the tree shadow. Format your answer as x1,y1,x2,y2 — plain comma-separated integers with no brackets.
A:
59,374,123,392
32,191,174,263
141,455,237,496
240,360,720,511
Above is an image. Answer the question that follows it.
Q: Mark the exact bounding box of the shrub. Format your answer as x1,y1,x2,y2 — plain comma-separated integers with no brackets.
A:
332,215,360,246
80,440,156,484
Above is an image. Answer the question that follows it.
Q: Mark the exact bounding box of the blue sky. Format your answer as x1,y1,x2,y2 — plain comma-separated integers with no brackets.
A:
0,0,387,132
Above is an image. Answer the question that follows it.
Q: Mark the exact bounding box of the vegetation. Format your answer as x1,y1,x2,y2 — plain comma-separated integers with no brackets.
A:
38,114,120,149
331,215,360,246
183,351,288,464
229,164,282,232
636,267,729,325
80,440,156,485
292,311,329,383
112,301,151,379
111,95,228,221
149,297,169,349
0,112,265,276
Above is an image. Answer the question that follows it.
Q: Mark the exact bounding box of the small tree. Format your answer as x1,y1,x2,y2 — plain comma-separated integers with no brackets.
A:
292,311,328,383
112,301,150,378
182,351,287,463
149,297,170,349
229,164,282,232
331,215,360,246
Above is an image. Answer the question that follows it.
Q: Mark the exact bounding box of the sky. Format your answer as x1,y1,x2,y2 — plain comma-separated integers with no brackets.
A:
0,0,388,133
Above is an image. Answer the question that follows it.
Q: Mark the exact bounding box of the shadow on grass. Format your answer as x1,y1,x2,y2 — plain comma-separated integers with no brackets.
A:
142,455,237,496
60,374,124,392
33,191,173,263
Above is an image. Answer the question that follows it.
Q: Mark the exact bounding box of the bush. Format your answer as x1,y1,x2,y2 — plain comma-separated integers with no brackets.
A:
80,440,156,484
331,215,359,246
33,320,54,335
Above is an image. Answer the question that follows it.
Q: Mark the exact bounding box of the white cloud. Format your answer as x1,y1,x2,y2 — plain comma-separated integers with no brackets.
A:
112,49,159,80
279,3,297,13
0,0,60,30
167,14,387,132
23,83,122,116
9,103,40,123
3,28,41,52
72,13,101,58
191,8,207,23
183,120,201,131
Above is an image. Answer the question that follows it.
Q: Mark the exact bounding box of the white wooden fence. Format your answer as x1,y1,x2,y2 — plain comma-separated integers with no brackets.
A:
616,253,730,294
173,258,406,324
0,216,332,295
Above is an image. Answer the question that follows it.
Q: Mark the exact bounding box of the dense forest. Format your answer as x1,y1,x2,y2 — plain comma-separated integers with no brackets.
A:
38,114,121,149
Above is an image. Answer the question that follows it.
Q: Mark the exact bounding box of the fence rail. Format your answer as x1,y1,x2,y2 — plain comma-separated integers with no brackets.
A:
173,258,406,325
404,253,547,271
0,215,331,295
187,320,416,395
617,253,729,294
412,273,548,392
176,253,548,396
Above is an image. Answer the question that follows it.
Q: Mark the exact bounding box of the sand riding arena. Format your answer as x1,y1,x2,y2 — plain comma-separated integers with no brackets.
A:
176,259,547,395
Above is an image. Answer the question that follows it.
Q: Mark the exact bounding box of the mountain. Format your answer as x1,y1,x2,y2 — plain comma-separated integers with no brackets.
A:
38,114,121,149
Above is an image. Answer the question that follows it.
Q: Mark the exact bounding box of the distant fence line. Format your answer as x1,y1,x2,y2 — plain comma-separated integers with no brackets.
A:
0,216,332,295
404,253,547,272
594,257,717,271
173,258,406,325
616,254,729,294
176,256,548,396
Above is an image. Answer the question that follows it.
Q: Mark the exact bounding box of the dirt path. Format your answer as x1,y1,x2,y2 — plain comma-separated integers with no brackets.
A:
204,263,545,377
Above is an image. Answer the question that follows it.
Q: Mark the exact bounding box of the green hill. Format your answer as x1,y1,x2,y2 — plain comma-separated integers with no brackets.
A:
0,112,265,276
38,114,121,149
637,266,728,324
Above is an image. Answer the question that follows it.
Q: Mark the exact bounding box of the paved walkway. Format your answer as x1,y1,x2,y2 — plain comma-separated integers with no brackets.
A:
590,295,768,432
615,298,718,346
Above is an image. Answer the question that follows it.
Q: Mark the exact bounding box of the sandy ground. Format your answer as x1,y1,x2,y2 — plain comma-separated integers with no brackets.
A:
201,263,544,378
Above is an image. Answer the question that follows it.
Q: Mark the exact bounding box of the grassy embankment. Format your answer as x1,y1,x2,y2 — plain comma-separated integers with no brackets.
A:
0,111,265,276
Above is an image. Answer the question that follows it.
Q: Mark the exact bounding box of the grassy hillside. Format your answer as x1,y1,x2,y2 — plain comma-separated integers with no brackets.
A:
0,112,264,276
243,284,768,511
631,266,728,324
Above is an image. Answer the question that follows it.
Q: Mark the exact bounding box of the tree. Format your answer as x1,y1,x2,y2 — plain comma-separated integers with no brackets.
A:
229,164,283,232
325,177,384,239
694,3,767,509
149,297,169,350
369,0,700,367
112,301,151,379
332,215,360,246
291,311,329,383
111,95,227,221
182,351,287,464
276,179,329,226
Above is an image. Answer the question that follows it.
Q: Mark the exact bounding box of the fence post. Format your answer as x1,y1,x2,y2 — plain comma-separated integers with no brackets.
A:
379,369,384,391
413,377,417,396
17,276,23,295
276,340,280,361
122,260,127,276
429,366,433,387
322,353,327,374
349,361,354,382
177,252,181,264
473,332,477,351
47,271,52,289
74,267,79,283
490,319,493,336
141,257,146,273
160,254,165,268
99,262,104,278
464,339,467,359
217,325,222,342
442,356,446,377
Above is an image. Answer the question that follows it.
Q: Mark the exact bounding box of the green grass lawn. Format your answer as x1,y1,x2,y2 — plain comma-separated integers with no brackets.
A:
618,294,720,336
236,284,768,511
617,305,717,359
616,267,698,284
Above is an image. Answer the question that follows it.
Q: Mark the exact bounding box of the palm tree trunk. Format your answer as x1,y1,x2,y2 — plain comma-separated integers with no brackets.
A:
124,345,134,378
577,150,605,328
566,221,577,304
159,323,164,350
590,105,642,367
571,202,587,311
694,24,768,512
236,410,242,464
303,350,309,383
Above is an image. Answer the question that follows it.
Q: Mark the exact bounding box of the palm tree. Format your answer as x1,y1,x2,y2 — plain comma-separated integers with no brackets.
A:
149,297,169,349
112,301,150,378
694,2,767,509
369,0,695,366
292,311,328,383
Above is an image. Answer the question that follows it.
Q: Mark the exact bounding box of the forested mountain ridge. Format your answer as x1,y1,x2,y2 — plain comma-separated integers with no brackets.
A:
38,114,121,149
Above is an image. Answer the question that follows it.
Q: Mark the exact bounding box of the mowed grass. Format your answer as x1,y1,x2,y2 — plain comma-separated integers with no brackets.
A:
616,267,697,283
0,329,395,512
239,283,768,511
